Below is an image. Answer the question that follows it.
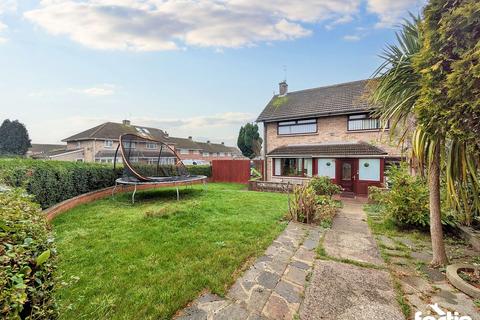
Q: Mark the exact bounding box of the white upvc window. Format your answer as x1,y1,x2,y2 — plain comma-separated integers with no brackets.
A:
192,150,200,154
76,142,81,148
203,152,210,157
146,142,158,149
278,118,317,135
219,152,225,157
124,141,136,149
104,140,113,148
180,149,189,154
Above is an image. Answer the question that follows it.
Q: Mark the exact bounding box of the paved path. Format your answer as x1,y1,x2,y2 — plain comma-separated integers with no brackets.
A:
300,199,405,320
176,223,323,320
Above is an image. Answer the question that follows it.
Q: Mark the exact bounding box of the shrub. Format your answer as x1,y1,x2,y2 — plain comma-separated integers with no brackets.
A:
0,189,57,319
316,196,340,228
288,184,317,224
0,158,121,208
308,176,341,197
288,185,339,225
375,163,457,228
186,165,211,177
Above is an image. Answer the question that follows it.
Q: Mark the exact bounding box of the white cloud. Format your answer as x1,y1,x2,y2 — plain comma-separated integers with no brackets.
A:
367,0,424,28
28,113,255,146
28,84,116,97
80,84,116,96
343,34,361,41
0,0,16,43
24,0,364,51
135,112,255,130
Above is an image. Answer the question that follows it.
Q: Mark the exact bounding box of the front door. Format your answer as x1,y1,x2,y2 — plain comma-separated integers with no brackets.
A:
339,159,354,192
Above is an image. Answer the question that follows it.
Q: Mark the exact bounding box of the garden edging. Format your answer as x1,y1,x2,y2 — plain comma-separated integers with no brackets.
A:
43,180,204,222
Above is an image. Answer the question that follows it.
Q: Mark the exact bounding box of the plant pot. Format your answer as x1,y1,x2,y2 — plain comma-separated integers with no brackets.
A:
446,263,480,299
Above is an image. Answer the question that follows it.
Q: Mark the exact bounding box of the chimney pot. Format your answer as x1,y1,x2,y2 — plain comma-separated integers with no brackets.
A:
122,119,131,125
279,81,288,96
221,142,224,145
207,140,211,144
188,136,192,140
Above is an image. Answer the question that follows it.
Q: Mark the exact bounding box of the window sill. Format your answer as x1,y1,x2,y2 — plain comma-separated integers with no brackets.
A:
272,175,311,179
346,129,389,133
277,133,318,137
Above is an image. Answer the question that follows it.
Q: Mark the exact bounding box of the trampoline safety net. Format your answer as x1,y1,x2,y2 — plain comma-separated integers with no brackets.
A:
114,133,189,182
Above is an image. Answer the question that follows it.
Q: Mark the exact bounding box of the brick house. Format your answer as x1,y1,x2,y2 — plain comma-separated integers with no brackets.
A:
48,120,241,164
257,79,405,195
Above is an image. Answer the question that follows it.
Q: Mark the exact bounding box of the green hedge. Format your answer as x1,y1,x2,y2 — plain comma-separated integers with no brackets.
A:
0,159,211,209
0,159,121,209
0,189,57,319
186,165,211,177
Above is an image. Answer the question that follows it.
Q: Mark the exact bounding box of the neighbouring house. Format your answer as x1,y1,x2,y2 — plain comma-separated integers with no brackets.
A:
46,120,241,164
257,79,406,196
167,136,243,164
27,143,67,158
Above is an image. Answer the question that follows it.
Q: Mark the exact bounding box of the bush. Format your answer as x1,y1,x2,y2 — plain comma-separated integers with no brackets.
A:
0,189,57,319
186,165,211,177
0,158,121,209
308,176,341,197
288,185,339,225
316,196,340,228
289,184,317,224
372,163,457,228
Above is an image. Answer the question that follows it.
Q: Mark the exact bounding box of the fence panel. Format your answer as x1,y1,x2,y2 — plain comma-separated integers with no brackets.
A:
211,160,257,184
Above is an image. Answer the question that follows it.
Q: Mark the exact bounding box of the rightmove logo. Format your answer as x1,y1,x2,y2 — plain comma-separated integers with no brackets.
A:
415,303,472,320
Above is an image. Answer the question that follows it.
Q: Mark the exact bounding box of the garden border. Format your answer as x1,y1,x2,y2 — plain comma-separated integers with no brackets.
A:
43,180,205,222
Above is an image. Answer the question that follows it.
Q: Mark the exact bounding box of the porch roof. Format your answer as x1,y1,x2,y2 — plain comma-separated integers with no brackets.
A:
267,142,387,157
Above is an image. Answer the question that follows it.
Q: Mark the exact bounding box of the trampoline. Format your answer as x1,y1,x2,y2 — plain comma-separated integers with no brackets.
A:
112,132,207,203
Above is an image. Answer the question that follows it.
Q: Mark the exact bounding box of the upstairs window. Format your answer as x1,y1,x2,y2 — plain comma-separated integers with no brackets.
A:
179,149,189,154
104,140,113,148
124,141,136,149
278,118,317,135
146,142,158,149
347,114,388,131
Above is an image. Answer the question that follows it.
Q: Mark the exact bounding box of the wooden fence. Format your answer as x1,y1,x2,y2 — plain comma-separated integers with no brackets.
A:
211,160,263,184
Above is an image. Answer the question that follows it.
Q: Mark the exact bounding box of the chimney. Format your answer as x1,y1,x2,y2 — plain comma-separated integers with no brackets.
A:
188,136,192,140
207,140,211,144
221,142,224,145
279,81,288,96
122,119,131,125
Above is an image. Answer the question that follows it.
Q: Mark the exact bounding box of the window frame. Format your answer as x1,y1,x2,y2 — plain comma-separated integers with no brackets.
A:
347,113,389,132
273,158,312,178
277,118,317,135
104,140,113,148
146,142,158,150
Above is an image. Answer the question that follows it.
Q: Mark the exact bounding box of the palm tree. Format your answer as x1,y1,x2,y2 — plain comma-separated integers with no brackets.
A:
370,16,449,266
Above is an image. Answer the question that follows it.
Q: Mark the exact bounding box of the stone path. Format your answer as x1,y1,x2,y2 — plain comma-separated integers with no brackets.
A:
300,199,405,320
374,230,480,319
175,223,323,320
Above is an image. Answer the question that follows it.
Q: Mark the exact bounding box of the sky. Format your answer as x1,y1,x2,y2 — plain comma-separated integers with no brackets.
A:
0,0,424,146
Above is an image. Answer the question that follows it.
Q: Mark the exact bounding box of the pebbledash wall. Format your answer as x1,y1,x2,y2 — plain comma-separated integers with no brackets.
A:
264,115,404,183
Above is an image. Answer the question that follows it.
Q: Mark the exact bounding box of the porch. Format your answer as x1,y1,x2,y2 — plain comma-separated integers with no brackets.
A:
266,142,390,196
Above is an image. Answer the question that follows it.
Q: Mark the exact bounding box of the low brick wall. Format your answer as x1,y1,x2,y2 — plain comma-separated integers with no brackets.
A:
248,180,296,193
43,180,205,222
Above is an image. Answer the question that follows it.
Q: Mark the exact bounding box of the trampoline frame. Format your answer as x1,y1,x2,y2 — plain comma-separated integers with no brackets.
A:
112,133,207,203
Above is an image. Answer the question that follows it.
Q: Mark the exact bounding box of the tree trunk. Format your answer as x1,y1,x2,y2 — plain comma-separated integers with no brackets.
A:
429,143,448,266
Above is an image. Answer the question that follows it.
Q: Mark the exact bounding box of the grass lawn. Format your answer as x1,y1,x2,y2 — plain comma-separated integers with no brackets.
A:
53,183,288,320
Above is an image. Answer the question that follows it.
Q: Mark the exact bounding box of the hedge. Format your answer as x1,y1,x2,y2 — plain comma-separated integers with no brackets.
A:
0,189,57,319
0,159,212,209
0,159,121,209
